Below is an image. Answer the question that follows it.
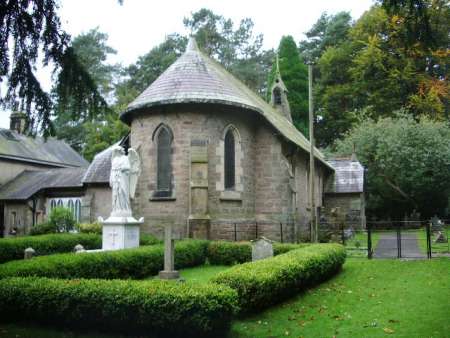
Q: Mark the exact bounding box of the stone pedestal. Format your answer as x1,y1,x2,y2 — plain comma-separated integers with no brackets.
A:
99,216,144,251
159,224,180,280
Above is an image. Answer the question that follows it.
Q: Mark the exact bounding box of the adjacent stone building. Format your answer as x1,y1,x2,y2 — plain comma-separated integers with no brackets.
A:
0,38,365,240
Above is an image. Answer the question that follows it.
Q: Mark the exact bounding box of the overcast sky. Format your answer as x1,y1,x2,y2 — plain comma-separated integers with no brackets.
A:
0,0,374,129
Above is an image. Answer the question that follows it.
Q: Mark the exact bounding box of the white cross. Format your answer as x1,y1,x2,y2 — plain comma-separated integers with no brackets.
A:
109,229,119,247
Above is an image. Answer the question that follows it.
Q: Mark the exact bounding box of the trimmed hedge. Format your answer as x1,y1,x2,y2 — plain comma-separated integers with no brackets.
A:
0,233,101,264
0,240,208,279
0,233,161,264
211,243,346,312
0,277,238,337
207,241,309,265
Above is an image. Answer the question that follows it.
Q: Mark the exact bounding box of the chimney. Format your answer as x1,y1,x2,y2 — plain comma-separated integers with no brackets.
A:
9,112,28,134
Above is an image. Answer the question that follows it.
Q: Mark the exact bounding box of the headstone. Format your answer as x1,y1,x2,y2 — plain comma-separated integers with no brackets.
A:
74,244,85,253
251,237,274,261
24,247,35,259
435,231,447,243
158,224,180,279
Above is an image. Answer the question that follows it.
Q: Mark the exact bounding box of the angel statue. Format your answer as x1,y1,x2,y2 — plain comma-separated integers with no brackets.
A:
110,145,141,217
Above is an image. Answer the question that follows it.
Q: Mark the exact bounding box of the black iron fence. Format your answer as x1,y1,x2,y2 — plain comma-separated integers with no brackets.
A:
217,219,450,259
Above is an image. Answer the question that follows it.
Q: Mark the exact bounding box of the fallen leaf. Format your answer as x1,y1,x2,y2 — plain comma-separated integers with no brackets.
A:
388,319,399,323
383,327,395,334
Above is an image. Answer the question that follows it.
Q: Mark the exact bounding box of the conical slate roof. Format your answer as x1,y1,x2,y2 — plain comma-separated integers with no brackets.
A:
121,38,333,170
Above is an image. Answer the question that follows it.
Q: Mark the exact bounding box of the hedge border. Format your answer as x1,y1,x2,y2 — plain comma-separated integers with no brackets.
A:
0,233,161,264
211,243,346,312
0,277,238,337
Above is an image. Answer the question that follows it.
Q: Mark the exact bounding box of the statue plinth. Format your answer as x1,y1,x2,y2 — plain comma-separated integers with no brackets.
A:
99,216,144,251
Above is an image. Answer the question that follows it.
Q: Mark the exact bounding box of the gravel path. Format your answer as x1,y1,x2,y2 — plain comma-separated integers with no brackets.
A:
374,232,425,258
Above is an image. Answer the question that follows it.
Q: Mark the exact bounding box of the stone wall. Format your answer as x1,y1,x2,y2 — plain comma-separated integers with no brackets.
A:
2,202,31,237
129,103,330,242
323,193,364,229
82,185,112,223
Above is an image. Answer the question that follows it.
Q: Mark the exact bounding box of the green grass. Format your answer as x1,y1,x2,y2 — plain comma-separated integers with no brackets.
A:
229,258,450,338
180,264,230,282
345,231,380,257
415,228,450,254
1,259,449,338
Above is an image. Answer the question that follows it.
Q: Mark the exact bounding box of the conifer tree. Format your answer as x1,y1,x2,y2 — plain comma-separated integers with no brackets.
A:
267,36,309,137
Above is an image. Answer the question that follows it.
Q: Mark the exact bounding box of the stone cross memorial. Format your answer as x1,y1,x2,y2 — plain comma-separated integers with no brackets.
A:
159,224,180,280
99,145,144,250
251,237,274,261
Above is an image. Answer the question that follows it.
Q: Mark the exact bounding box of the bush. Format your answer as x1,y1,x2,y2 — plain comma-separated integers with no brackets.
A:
207,241,309,265
0,240,208,279
140,233,162,245
29,222,57,236
0,233,101,264
211,243,346,312
76,222,102,234
0,277,238,337
48,207,77,232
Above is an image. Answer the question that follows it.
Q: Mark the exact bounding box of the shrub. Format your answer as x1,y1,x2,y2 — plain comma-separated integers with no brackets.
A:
211,243,346,312
76,222,102,234
0,277,238,337
0,233,101,264
29,222,57,236
48,207,77,232
207,241,309,265
140,233,162,245
0,240,208,279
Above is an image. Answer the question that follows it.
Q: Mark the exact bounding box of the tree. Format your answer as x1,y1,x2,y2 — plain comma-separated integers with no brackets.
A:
52,29,121,153
299,11,353,63
331,113,450,218
266,36,309,136
307,3,449,146
115,34,187,108
1,0,112,136
184,8,274,96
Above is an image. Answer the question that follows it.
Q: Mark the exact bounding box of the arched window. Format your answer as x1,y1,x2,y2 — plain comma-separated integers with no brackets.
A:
156,125,172,195
273,87,282,105
50,200,56,210
68,200,74,218
57,199,63,207
224,129,235,190
75,200,81,223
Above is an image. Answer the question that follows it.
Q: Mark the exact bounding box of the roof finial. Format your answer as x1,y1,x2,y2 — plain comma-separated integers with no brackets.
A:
186,36,199,52
275,53,281,76
351,143,358,162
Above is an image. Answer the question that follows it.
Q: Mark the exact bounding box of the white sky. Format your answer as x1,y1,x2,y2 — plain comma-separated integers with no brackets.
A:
0,0,374,128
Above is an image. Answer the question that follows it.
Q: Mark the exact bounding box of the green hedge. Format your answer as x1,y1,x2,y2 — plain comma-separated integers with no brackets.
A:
207,241,309,265
0,240,208,279
0,277,238,337
211,243,346,312
0,233,161,264
0,233,101,264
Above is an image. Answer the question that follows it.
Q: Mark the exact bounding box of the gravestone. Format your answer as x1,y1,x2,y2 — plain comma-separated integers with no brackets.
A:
435,231,447,243
24,247,35,259
158,224,180,279
74,244,85,253
251,237,274,261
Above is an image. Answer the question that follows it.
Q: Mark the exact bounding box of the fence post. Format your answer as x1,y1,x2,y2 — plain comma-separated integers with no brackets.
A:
255,221,258,239
234,223,237,242
367,223,372,259
341,223,345,245
397,223,402,259
426,221,432,259
280,222,284,243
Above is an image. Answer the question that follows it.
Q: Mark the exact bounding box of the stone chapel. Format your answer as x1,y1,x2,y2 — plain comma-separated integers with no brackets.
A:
0,38,365,240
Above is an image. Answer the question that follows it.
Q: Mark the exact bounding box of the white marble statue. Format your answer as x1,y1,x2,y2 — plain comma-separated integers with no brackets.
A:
110,146,141,217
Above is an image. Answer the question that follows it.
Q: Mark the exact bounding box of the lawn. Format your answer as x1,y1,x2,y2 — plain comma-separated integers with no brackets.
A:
229,258,450,338
345,231,380,257
415,227,449,254
0,259,449,338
